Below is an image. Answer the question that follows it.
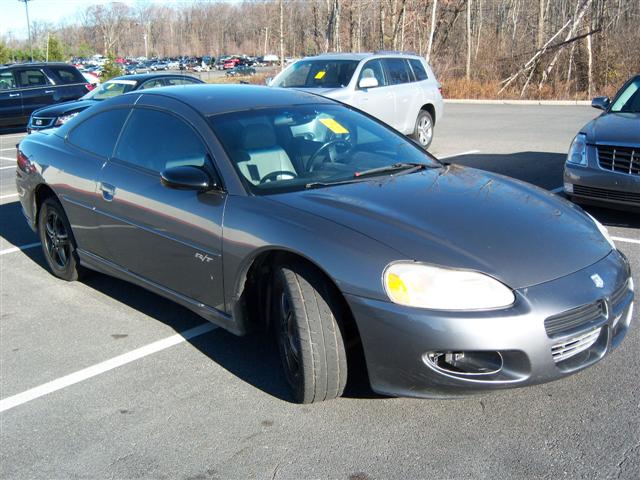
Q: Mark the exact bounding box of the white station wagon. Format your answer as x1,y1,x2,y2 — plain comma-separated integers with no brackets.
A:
269,52,444,149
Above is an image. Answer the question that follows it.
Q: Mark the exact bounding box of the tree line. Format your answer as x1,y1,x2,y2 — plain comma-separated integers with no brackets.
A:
1,0,638,99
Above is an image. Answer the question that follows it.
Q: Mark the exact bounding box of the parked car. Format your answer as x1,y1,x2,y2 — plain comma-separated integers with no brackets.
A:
269,52,443,149
0,62,90,128
226,65,256,77
564,75,640,211
16,85,633,403
223,59,240,70
27,73,203,132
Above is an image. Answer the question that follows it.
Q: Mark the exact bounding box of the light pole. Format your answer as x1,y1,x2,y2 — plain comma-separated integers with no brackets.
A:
18,0,33,62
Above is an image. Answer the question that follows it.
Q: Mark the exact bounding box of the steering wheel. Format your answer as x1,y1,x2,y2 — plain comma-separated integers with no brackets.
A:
306,139,353,172
259,170,298,184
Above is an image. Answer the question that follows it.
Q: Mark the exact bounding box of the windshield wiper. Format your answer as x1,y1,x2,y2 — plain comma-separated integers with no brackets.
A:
305,163,438,189
353,162,435,178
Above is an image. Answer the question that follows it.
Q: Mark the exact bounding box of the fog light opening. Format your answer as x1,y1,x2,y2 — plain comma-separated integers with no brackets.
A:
564,182,574,194
425,351,503,376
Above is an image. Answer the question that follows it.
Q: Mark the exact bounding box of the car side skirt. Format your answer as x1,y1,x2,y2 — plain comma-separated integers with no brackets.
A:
77,248,244,335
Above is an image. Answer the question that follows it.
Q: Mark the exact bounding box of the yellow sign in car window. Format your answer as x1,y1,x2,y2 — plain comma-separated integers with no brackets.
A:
314,71,326,80
319,118,349,134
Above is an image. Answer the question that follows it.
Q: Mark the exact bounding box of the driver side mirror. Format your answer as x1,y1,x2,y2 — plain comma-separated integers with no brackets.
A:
591,96,610,111
359,76,379,89
161,166,216,191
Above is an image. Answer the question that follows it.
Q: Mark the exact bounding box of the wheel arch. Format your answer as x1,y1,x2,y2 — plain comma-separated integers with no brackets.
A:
420,103,436,125
34,183,59,222
232,247,363,346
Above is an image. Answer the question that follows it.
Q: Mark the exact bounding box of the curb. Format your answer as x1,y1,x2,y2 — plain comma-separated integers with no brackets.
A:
444,99,591,106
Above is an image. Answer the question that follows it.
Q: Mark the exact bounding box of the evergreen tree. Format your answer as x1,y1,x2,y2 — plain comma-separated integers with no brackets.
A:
101,51,123,81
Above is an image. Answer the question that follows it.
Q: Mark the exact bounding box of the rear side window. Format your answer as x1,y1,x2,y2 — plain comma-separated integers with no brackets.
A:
165,77,201,86
409,59,428,81
139,79,164,89
15,69,50,88
67,109,130,158
48,67,85,84
383,59,412,85
0,70,17,90
114,108,207,173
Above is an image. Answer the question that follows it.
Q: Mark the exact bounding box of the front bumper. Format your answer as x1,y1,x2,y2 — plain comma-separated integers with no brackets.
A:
564,146,640,211
346,250,634,398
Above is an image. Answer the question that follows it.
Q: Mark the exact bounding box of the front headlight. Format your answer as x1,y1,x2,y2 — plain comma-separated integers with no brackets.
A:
567,133,587,166
55,111,80,126
383,262,515,310
586,213,616,250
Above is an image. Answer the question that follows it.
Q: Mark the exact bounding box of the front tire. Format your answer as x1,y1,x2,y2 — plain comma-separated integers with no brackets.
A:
38,197,82,282
412,109,434,149
273,263,348,404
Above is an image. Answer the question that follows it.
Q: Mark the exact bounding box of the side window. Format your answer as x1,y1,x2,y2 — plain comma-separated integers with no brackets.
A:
15,69,50,88
409,59,428,81
139,79,164,90
165,78,200,86
383,58,412,85
67,109,130,158
358,60,387,87
114,108,207,173
0,71,17,90
48,67,85,84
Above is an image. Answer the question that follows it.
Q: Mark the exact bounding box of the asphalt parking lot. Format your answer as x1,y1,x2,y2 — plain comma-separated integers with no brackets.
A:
1,104,638,479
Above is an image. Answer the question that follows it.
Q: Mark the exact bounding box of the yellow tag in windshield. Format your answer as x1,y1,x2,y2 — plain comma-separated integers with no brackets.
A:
319,118,349,134
314,71,326,79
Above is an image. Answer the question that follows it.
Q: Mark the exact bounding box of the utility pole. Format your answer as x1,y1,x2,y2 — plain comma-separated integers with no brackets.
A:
18,0,33,62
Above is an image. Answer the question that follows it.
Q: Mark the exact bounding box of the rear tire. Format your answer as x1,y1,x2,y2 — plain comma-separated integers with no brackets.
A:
273,263,348,404
38,197,82,282
412,109,434,149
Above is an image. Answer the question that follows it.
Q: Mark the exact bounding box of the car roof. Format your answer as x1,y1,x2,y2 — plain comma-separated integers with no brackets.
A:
0,62,74,70
137,84,334,115
302,51,424,62
110,73,203,83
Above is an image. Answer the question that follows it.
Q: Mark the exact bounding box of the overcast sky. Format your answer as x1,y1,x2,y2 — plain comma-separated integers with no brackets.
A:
1,0,239,41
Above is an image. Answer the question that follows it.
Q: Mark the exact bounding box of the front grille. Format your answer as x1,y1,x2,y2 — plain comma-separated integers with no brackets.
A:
597,145,640,176
30,117,54,128
573,185,640,205
544,301,605,338
551,327,601,363
611,279,630,307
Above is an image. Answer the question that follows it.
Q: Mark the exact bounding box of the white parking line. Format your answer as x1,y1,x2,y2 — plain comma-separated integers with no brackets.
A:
0,165,15,170
0,147,16,152
0,133,26,139
0,242,40,256
612,236,640,245
438,149,481,159
0,156,15,162
0,322,217,413
0,193,18,200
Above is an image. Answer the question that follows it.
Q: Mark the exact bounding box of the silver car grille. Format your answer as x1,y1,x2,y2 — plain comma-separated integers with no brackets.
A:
551,327,601,363
597,145,640,176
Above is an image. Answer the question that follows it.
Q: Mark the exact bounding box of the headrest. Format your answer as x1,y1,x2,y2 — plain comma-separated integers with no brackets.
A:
242,124,277,150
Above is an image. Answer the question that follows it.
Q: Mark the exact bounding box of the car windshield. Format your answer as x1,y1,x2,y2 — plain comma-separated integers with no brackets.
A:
81,79,138,100
610,77,640,113
272,60,359,88
209,104,440,195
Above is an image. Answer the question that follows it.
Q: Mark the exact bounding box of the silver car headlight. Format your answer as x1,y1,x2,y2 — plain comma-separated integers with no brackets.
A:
383,262,515,310
586,213,616,250
567,133,587,166
55,112,80,126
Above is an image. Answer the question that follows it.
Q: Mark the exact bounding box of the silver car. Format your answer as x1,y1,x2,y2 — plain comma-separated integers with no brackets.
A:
270,52,443,149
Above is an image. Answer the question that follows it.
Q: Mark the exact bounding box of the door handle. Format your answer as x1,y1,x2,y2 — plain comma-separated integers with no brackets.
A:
45,90,54,94
100,182,116,202
9,93,20,98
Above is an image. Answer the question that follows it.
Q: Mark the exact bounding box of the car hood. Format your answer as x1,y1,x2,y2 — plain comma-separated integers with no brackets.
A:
583,112,640,145
271,166,612,290
32,99,97,118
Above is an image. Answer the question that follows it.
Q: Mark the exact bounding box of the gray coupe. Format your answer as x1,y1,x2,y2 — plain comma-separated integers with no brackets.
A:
15,85,634,403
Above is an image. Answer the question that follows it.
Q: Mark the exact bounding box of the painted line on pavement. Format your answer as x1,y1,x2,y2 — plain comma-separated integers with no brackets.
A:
0,323,217,413
0,156,15,162
0,165,16,170
438,149,481,159
0,242,40,256
0,193,18,200
612,236,640,245
0,133,26,139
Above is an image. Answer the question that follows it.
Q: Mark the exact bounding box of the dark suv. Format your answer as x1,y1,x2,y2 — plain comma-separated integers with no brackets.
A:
0,62,89,129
